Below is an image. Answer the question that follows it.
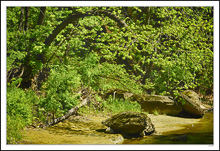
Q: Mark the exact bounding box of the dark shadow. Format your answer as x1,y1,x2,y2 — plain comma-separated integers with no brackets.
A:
176,110,202,118
96,128,155,139
121,133,142,139
148,132,213,144
95,129,106,132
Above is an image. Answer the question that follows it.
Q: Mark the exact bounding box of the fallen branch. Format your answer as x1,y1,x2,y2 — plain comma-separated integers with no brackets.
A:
40,92,92,128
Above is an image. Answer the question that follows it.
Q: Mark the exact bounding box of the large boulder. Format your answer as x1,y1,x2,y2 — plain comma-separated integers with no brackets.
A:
131,94,182,116
101,111,155,136
178,90,211,117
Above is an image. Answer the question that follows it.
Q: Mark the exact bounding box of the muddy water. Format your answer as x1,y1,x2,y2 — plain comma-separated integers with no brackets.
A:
21,116,123,144
21,112,213,144
123,112,213,144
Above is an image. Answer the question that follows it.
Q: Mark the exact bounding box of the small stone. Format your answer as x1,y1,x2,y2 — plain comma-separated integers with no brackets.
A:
110,135,124,144
106,127,115,134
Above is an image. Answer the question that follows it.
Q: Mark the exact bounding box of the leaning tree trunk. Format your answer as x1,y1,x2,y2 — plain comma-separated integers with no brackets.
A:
40,88,94,128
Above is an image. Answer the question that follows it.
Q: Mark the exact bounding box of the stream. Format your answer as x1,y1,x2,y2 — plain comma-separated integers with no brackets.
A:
123,112,213,144
21,112,213,144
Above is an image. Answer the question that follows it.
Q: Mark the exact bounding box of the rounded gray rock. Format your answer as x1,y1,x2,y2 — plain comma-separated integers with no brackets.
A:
102,111,155,135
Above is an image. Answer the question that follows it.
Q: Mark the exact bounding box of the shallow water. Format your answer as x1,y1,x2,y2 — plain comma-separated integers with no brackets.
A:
123,112,213,144
21,116,122,144
21,112,213,144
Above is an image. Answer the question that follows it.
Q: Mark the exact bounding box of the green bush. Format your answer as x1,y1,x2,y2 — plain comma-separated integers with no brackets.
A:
7,115,25,144
39,65,81,119
78,95,142,116
7,87,34,125
104,96,142,114
7,87,36,144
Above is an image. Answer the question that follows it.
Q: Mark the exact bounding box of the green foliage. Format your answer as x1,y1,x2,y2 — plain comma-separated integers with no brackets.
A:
76,52,100,88
78,95,142,116
7,87,37,144
149,7,213,95
74,52,144,94
8,77,23,87
153,110,159,116
104,96,142,114
7,87,34,124
7,6,213,96
39,65,81,118
7,115,25,144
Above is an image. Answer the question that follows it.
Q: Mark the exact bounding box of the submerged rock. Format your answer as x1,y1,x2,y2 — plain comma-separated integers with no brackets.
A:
170,134,188,142
110,135,124,144
102,111,155,136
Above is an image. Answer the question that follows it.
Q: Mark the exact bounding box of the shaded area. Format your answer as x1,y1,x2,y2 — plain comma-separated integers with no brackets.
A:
123,132,213,144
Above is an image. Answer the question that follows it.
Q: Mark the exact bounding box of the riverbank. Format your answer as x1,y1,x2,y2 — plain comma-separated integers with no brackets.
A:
20,112,213,144
147,114,201,135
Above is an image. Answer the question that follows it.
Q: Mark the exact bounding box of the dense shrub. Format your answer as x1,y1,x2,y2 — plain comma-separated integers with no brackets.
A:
7,87,37,144
39,65,81,119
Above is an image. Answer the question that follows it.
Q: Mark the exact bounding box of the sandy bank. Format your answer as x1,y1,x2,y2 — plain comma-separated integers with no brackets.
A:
21,113,204,144
147,114,201,134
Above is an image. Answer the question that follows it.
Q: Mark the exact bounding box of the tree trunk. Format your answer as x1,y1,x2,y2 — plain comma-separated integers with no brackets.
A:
18,7,24,31
40,89,93,128
31,7,47,64
37,7,46,25
24,7,30,31
144,7,151,25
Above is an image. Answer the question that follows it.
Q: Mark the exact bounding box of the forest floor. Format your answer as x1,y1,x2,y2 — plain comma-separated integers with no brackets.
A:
20,112,209,145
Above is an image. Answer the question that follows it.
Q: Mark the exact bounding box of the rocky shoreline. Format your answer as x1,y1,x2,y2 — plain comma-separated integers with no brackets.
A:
20,112,210,144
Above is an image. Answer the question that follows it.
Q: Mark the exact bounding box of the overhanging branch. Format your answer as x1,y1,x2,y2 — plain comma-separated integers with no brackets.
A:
44,10,128,46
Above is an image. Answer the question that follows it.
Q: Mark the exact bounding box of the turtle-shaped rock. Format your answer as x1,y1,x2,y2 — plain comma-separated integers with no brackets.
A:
102,111,155,136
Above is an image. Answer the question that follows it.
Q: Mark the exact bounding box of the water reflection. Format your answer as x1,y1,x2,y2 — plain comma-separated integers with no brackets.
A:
123,112,213,144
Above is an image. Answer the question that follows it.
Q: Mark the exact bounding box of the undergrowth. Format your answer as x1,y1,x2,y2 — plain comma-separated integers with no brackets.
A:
7,87,38,144
78,95,143,117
